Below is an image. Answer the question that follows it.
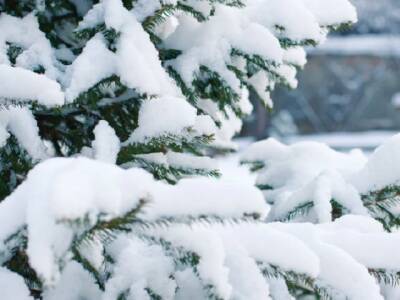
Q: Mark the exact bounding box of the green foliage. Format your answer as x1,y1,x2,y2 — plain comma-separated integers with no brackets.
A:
363,185,400,231
259,263,332,300
369,268,400,287
128,156,220,184
0,136,34,201
279,202,314,222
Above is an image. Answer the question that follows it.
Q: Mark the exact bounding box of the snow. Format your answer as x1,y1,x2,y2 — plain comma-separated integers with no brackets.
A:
242,132,400,224
352,133,400,193
126,96,197,142
0,107,49,160
0,156,267,285
115,8,180,97
0,13,60,79
65,34,115,102
145,176,269,221
0,65,64,106
271,218,393,299
1,157,154,284
241,138,369,221
245,0,324,43
92,120,120,164
166,151,217,171
43,262,102,300
283,47,307,68
302,0,357,26
1,151,399,299
75,0,180,100
0,267,33,300
218,223,320,277
2,0,392,298
131,0,163,22
285,131,397,151
155,226,233,299
248,71,273,108
164,4,283,92
77,3,104,30
104,236,176,300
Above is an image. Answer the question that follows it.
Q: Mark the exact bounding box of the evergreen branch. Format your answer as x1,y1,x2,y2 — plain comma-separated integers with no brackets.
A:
66,201,148,289
141,236,223,300
71,246,105,290
279,202,314,222
2,228,43,296
166,66,199,105
363,185,400,231
0,98,36,109
118,131,214,161
240,160,265,172
176,2,207,22
192,65,242,117
132,215,261,233
76,199,148,246
369,269,400,286
142,5,177,32
259,263,332,299
127,156,220,184
278,37,318,48
209,0,245,7
255,184,274,191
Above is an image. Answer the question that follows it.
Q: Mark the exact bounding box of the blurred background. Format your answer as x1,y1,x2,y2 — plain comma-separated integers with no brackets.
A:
242,0,400,152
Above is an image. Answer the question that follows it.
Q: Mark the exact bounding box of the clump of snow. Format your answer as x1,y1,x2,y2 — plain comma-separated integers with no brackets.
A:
104,235,176,300
283,47,307,68
126,96,197,142
242,138,369,221
42,262,102,300
65,34,115,102
0,65,64,107
0,13,60,79
302,0,358,26
0,107,49,160
0,267,33,300
243,133,400,222
115,7,180,97
352,133,400,193
145,176,269,221
245,0,324,43
92,120,120,164
73,0,180,101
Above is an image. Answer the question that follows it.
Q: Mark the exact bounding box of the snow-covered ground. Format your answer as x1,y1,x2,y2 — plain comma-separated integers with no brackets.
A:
284,131,398,151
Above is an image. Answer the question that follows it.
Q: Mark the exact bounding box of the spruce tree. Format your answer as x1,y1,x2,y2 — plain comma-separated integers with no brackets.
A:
1,0,400,299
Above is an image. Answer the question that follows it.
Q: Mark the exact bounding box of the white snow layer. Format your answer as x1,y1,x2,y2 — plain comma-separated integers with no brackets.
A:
0,107,49,160
1,156,400,299
126,96,197,142
92,120,121,164
242,134,400,222
0,157,266,284
0,65,64,106
0,267,33,300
